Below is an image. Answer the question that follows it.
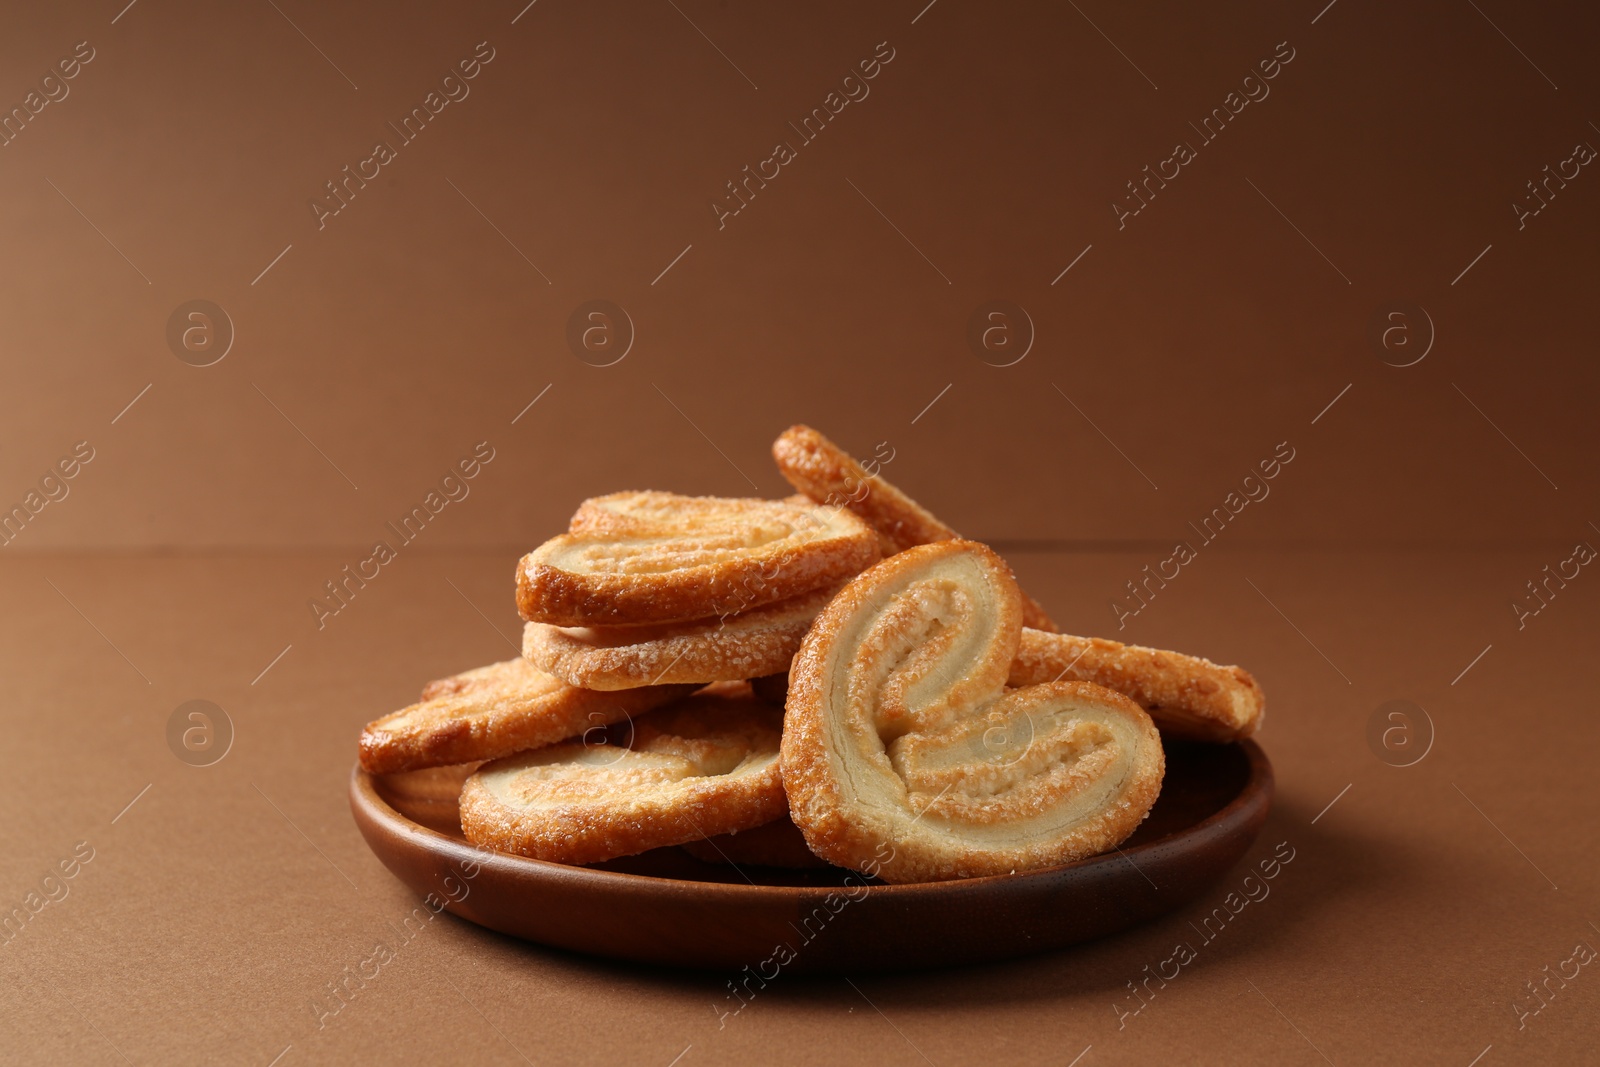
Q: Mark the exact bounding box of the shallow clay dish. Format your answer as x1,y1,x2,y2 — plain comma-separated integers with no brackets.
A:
349,740,1273,974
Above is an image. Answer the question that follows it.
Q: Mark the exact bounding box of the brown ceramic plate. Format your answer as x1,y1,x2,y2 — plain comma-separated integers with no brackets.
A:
349,740,1273,974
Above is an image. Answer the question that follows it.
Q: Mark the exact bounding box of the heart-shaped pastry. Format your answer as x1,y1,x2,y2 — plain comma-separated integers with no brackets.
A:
783,540,1164,883
516,491,879,626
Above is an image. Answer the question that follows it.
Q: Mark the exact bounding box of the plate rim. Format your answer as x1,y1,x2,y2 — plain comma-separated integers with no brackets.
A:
349,738,1273,900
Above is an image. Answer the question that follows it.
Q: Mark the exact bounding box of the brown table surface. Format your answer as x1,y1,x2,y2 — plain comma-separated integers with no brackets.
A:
4,0,1598,1062
3,544,1594,1066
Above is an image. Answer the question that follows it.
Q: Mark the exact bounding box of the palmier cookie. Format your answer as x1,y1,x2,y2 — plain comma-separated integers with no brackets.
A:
681,814,828,870
359,657,693,774
516,491,879,626
783,540,1164,883
459,689,786,864
521,586,836,691
772,425,1058,632
1009,630,1265,743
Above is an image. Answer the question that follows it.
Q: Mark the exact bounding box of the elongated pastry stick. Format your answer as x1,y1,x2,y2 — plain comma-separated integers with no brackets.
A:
772,425,1057,632
359,657,693,774
1008,630,1264,743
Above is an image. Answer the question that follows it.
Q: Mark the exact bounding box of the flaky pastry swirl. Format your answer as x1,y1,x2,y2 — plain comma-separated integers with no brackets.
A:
783,540,1163,883
516,491,879,626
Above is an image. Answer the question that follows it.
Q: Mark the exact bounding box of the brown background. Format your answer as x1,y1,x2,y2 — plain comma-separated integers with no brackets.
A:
2,0,1597,1064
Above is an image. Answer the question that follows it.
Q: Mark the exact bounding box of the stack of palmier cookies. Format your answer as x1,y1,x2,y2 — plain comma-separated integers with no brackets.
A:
357,426,1266,883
